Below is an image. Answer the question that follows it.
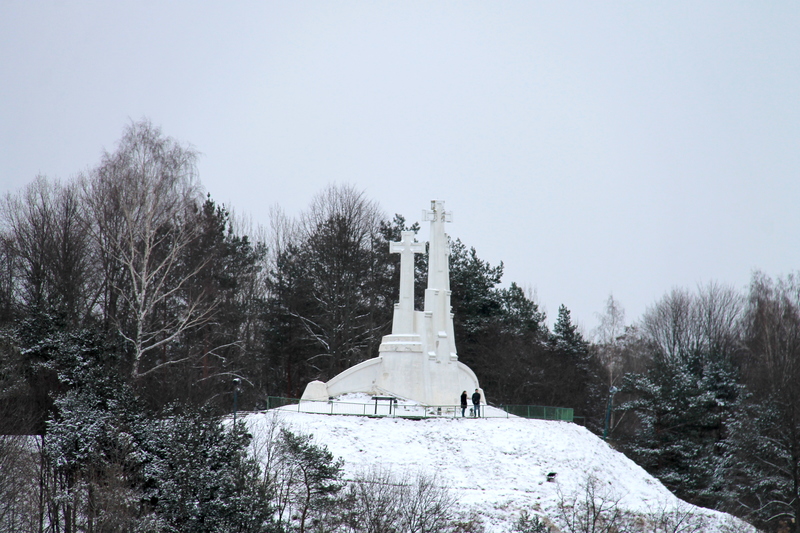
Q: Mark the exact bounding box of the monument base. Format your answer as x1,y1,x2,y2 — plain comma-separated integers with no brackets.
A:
300,350,479,406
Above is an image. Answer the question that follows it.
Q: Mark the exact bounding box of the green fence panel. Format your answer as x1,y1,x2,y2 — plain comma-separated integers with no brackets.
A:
266,397,300,410
501,404,573,422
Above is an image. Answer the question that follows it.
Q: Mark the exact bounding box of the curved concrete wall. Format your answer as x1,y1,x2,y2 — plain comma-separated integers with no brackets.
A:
325,357,383,398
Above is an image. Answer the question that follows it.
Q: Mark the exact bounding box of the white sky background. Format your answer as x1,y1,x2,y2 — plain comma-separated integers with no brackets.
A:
2,2,799,332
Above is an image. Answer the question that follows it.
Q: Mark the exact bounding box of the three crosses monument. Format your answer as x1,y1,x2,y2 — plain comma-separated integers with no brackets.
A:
300,200,481,406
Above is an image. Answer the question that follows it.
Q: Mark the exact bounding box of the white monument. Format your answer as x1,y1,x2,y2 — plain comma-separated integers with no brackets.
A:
300,200,480,406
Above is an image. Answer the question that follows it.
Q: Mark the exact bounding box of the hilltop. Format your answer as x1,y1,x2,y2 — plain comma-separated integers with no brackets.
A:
243,397,756,533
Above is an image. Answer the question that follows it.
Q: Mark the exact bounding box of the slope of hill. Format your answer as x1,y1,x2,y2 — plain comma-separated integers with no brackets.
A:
244,397,756,532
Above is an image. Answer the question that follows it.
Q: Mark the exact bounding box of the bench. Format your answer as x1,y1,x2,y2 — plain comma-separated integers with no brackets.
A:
371,396,397,415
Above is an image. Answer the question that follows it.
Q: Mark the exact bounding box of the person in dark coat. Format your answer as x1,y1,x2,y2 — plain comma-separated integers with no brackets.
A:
472,389,481,418
460,391,468,417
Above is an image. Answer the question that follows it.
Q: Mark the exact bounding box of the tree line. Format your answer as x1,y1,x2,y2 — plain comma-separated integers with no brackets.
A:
0,120,590,426
601,277,800,533
0,120,797,532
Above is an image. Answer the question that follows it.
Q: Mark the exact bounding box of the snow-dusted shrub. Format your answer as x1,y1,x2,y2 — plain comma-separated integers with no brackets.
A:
644,499,708,533
511,510,550,533
343,465,456,533
450,511,486,533
555,474,629,533
44,388,274,532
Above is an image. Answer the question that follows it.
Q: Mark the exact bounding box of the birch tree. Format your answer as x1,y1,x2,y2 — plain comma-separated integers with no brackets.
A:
593,294,626,388
85,120,212,380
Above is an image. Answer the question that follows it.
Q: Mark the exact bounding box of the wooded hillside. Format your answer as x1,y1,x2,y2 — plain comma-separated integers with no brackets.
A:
1,122,797,532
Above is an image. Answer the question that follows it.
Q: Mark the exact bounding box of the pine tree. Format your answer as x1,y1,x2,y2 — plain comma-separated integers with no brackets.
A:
542,305,602,426
138,412,273,533
266,185,388,385
618,352,742,508
26,318,275,532
271,428,344,533
446,239,551,407
551,304,588,355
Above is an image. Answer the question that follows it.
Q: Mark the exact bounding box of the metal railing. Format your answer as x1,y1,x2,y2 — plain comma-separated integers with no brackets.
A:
264,396,575,422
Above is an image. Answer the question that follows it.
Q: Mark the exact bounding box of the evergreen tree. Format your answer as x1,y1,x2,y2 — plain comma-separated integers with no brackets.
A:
543,305,602,428
446,239,552,407
264,241,315,398
154,195,268,411
12,309,124,434
271,428,344,533
618,353,742,508
265,185,390,387
499,282,547,338
448,238,504,338
551,304,588,355
511,510,549,533
614,284,747,510
138,412,273,533
16,314,276,532
263,188,408,397
723,397,796,532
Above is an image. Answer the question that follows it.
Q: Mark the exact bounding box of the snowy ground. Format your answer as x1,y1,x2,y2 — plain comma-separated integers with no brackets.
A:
243,394,756,533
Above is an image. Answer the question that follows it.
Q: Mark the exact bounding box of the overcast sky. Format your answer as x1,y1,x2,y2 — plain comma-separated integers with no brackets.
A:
2,2,799,333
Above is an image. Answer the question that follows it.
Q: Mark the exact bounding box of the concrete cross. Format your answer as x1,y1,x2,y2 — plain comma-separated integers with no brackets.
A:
390,231,425,333
423,200,452,291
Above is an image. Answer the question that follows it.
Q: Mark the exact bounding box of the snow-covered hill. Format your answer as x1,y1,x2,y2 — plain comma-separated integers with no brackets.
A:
243,396,755,532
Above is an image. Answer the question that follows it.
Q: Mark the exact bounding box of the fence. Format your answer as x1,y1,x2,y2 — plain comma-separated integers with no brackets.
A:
264,396,574,422
497,404,574,422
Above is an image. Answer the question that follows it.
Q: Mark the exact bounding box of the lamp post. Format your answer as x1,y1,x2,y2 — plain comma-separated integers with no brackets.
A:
233,378,240,425
603,386,619,442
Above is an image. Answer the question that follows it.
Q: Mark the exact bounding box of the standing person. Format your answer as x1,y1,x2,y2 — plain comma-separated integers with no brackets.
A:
460,391,468,417
472,389,481,418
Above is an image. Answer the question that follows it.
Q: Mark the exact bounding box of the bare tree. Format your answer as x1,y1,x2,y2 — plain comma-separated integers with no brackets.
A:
400,470,457,533
84,120,212,379
266,203,300,274
732,271,800,531
2,177,93,323
645,499,708,533
695,282,743,360
555,474,629,533
344,466,456,533
640,282,742,364
2,176,54,312
641,288,698,362
594,294,627,388
0,232,15,322
343,466,406,533
742,272,800,391
0,436,41,533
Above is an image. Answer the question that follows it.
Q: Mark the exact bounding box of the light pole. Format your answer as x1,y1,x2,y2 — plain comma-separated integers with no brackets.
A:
603,386,619,442
233,378,240,425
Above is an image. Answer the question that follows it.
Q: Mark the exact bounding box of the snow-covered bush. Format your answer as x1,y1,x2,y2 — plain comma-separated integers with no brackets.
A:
343,465,457,533
510,510,549,533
